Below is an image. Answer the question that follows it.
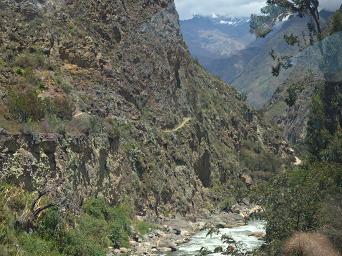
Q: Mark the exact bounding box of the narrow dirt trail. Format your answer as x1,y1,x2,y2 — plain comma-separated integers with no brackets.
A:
294,156,303,166
163,117,192,133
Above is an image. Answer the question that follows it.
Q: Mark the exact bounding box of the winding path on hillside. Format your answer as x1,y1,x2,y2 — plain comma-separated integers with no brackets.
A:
163,117,192,133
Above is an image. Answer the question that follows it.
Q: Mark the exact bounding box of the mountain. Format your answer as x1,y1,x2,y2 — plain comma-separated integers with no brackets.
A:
180,15,255,67
258,13,342,254
181,12,333,109
264,24,342,145
230,11,335,109
0,0,292,222
229,16,311,108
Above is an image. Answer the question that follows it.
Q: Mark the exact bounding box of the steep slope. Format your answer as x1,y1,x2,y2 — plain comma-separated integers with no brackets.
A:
264,75,322,144
256,13,342,254
0,0,291,217
230,11,334,108
181,12,332,108
264,12,342,145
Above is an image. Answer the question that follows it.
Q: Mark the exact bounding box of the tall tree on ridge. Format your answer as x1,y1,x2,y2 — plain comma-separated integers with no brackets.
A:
251,0,321,37
250,0,322,76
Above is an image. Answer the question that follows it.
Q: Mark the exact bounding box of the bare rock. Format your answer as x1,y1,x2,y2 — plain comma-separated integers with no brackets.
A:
249,231,266,239
240,174,253,186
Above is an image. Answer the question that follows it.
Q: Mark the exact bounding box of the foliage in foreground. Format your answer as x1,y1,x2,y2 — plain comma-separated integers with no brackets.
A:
0,188,153,256
251,77,342,255
252,163,342,255
248,5,342,253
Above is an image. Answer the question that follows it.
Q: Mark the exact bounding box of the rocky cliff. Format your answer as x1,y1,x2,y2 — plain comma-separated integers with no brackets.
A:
264,16,342,146
0,0,291,215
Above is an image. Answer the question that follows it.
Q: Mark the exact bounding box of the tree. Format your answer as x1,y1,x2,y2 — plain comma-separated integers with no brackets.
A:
251,0,321,38
284,85,298,107
250,0,322,76
331,11,342,34
251,163,342,255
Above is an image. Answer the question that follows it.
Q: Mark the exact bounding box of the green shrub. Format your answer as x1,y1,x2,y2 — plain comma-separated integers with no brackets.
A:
240,149,280,174
217,196,236,211
134,220,156,236
55,77,72,94
0,188,137,255
15,67,24,75
14,66,45,90
320,195,342,251
284,33,299,46
252,163,342,255
320,130,342,162
108,206,132,248
78,215,111,248
331,11,342,34
38,208,62,240
7,85,75,123
0,204,16,247
18,233,61,256
48,96,75,120
109,222,129,248
306,82,342,161
0,58,6,68
61,230,106,256
15,51,46,69
89,116,105,133
83,197,108,219
8,87,46,122
82,198,132,248
285,85,298,107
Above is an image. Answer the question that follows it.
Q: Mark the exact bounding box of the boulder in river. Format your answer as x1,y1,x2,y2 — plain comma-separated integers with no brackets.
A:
157,240,177,252
249,231,266,239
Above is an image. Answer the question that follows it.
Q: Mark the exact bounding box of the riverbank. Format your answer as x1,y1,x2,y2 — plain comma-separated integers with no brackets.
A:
171,220,265,255
109,208,264,255
134,212,246,255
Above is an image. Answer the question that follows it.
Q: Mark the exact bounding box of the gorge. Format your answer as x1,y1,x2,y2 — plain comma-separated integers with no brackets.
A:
0,0,341,255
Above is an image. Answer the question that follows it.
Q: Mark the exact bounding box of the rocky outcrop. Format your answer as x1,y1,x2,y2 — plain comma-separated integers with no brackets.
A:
0,0,290,215
264,31,342,145
264,76,322,144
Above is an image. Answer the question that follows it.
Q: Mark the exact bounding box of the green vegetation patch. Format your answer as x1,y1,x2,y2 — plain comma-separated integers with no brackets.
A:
7,87,46,122
14,51,46,70
7,87,75,123
133,220,157,236
0,188,146,256
252,163,342,255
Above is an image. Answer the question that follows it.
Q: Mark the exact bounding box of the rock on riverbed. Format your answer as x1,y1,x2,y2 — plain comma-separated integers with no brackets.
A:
109,210,256,255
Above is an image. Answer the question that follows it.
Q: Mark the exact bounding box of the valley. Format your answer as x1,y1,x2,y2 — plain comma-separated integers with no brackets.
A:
181,11,334,108
0,0,341,255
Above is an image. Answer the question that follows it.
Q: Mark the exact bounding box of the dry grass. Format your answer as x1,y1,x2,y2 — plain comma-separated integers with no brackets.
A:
284,232,341,256
63,63,80,74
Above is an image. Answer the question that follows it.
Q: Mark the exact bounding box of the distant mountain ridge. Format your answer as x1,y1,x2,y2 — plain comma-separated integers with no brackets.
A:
180,15,255,67
181,11,334,108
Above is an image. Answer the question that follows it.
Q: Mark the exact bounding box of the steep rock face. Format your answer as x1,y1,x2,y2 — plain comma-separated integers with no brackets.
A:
0,0,290,215
264,76,321,144
264,30,342,145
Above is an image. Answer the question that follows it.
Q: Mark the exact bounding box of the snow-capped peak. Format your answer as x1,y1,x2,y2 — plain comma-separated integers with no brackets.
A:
219,20,234,25
187,15,250,26
217,17,250,26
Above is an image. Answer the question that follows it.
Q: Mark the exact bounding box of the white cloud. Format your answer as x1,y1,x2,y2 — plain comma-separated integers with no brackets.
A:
175,0,265,20
175,0,341,20
321,0,341,11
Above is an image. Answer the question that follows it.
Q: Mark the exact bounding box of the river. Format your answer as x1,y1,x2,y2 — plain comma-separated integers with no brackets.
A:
167,220,265,255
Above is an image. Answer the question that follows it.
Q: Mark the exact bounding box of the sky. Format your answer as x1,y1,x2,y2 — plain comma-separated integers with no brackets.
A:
175,0,342,20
